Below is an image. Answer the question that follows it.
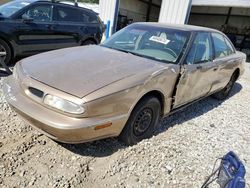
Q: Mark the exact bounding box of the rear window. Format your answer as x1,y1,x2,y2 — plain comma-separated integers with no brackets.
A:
224,37,235,54
186,32,213,64
80,10,98,23
54,6,80,22
212,33,234,58
54,5,98,23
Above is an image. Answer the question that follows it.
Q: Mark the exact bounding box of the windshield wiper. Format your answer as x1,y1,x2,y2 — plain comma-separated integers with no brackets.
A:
115,48,132,54
152,57,172,64
124,50,144,57
102,45,142,57
102,45,172,64
126,51,172,64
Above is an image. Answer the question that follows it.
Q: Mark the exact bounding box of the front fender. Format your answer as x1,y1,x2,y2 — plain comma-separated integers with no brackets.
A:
83,64,180,118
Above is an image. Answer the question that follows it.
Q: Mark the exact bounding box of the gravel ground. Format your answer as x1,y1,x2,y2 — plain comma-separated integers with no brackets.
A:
0,64,250,188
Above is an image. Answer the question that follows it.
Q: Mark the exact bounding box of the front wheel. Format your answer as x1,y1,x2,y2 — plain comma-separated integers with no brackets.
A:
82,40,96,46
119,96,161,146
212,72,237,100
0,39,12,66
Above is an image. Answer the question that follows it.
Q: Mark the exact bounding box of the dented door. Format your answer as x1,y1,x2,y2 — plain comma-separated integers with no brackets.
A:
173,62,218,108
173,32,217,108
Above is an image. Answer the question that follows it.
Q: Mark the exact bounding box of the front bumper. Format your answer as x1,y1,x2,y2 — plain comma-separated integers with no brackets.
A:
3,76,128,143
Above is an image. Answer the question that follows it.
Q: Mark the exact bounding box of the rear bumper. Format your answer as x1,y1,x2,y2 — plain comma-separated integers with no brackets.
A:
3,76,128,143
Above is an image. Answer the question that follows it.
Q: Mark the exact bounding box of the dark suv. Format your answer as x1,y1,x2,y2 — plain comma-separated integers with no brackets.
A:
0,0,104,64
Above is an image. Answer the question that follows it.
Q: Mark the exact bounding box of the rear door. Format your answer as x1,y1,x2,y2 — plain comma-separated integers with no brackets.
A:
52,5,101,48
173,32,218,108
52,5,83,48
211,32,240,91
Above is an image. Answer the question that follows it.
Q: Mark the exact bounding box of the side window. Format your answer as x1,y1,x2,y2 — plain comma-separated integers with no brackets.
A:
224,37,235,55
186,32,213,64
22,5,52,22
54,6,80,22
212,33,234,58
80,10,98,23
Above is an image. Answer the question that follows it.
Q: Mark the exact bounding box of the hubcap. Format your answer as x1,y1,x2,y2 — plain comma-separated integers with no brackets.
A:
133,108,153,137
0,45,7,60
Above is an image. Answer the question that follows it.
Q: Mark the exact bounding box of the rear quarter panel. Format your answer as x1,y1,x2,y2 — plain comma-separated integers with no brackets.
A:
236,51,246,78
214,51,246,91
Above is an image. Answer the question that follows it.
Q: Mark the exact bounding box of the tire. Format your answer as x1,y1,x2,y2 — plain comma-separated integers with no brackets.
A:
212,72,237,100
82,40,96,46
119,96,161,146
0,39,12,66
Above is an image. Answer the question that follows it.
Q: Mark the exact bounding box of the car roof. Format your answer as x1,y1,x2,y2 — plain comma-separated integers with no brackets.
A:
13,0,38,2
134,22,222,33
19,0,96,13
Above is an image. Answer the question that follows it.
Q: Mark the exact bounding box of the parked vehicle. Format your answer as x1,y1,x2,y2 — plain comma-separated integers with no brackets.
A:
3,23,246,145
0,0,104,65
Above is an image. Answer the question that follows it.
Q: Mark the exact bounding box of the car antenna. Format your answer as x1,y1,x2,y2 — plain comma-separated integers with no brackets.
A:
51,0,78,7
74,0,78,7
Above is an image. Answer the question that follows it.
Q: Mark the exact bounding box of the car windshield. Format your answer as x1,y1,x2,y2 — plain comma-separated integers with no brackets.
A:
102,24,190,64
0,1,33,17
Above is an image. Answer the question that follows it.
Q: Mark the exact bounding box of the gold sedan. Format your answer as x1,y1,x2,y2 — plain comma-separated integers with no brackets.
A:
3,23,245,145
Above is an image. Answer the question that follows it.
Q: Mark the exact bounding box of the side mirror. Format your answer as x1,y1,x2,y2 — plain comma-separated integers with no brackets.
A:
22,14,33,23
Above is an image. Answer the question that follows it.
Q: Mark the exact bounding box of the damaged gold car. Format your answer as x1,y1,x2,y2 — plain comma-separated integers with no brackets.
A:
3,23,246,145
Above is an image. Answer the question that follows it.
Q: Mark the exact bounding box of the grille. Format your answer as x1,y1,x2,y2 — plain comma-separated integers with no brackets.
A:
28,87,44,98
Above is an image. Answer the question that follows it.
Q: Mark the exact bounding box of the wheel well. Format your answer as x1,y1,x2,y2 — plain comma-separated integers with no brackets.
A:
0,36,14,58
233,68,240,80
82,38,98,45
137,90,165,117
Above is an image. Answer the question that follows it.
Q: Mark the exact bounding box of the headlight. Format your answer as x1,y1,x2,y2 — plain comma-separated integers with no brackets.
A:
43,94,85,115
13,66,18,80
13,62,23,80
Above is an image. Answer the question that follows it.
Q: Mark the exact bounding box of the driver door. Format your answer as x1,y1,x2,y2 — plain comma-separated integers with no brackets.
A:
173,32,218,108
14,3,55,55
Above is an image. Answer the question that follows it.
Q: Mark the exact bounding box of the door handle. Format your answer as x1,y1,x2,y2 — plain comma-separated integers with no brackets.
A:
213,66,219,71
45,25,54,30
228,60,235,64
196,65,202,70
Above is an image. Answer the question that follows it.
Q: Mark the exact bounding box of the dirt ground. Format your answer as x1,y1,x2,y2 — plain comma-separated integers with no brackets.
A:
0,64,250,188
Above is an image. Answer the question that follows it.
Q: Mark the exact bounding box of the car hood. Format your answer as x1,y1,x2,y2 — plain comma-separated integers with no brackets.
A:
20,45,163,98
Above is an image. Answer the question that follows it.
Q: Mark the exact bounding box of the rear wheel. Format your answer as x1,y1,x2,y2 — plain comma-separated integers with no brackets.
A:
212,72,237,100
82,39,96,46
0,39,12,66
119,96,161,146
